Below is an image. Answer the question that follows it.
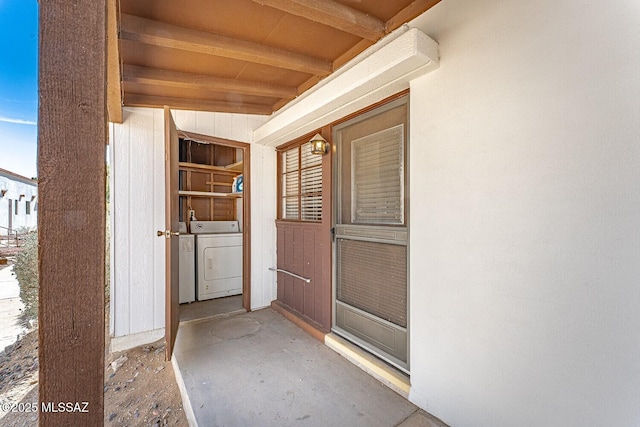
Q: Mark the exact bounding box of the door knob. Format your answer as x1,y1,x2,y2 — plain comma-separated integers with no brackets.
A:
157,230,180,238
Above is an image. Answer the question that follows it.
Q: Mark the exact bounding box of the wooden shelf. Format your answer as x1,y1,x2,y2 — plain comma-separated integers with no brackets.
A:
224,160,243,173
178,140,242,223
179,190,242,198
179,162,240,175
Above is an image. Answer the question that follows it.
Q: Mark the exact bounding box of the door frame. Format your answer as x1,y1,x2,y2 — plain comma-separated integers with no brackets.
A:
172,128,252,312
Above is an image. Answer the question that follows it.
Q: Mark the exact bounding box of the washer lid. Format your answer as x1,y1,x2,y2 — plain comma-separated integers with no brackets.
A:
190,220,240,234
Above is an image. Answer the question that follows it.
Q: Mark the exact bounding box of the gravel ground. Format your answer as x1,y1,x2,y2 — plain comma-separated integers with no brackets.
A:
0,332,187,426
0,247,186,426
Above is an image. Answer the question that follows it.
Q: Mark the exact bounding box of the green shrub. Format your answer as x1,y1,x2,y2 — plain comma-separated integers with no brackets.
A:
14,231,39,320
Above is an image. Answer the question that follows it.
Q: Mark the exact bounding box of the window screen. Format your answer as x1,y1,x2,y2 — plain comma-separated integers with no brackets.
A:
336,239,407,327
351,125,404,224
280,141,322,221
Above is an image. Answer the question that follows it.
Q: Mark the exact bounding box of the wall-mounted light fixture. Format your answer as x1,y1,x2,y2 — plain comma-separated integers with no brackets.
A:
19,194,25,201
0,190,7,198
309,133,329,155
31,195,37,201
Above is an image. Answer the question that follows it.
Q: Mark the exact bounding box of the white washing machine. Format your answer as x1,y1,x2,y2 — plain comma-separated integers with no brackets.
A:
191,221,242,301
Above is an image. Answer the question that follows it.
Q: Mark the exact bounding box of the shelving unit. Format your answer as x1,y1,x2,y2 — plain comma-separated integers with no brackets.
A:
179,190,242,198
224,160,243,173
178,161,243,174
178,139,243,224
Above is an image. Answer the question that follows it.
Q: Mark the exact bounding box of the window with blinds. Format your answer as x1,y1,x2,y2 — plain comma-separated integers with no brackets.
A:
280,141,322,221
351,124,404,224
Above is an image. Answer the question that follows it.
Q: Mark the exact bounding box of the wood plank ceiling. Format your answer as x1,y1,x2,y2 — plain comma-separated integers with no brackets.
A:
113,0,440,119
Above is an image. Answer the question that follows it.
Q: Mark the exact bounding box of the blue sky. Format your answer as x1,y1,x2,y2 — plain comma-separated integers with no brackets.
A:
0,1,38,179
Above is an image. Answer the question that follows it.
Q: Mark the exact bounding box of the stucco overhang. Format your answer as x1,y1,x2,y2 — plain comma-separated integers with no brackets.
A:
253,27,439,147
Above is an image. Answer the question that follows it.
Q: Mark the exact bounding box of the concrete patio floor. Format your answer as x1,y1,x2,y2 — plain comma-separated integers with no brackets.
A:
172,308,447,427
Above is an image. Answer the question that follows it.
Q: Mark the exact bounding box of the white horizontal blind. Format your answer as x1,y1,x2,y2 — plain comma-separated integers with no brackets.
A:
281,141,322,221
336,239,407,327
351,125,404,224
282,148,299,219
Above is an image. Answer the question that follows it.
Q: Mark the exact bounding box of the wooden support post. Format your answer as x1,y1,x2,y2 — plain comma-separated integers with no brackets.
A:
38,2,107,425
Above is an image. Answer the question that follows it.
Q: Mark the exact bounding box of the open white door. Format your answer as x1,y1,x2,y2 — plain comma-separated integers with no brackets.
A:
162,107,180,360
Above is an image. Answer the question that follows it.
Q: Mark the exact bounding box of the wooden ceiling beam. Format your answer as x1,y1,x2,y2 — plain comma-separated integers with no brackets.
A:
386,0,441,33
250,0,385,41
277,38,374,113
123,65,298,100
274,0,442,113
124,94,273,115
120,14,331,76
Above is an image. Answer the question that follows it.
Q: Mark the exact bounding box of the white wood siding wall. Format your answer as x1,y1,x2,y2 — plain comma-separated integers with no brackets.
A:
248,143,277,308
110,107,274,343
110,108,165,338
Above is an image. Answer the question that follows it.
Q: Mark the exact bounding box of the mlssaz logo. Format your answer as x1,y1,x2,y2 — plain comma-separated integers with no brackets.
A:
41,402,89,413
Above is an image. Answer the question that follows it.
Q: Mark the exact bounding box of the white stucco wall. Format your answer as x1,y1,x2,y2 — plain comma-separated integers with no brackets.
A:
254,27,438,147
109,107,274,347
0,171,37,232
408,1,640,426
